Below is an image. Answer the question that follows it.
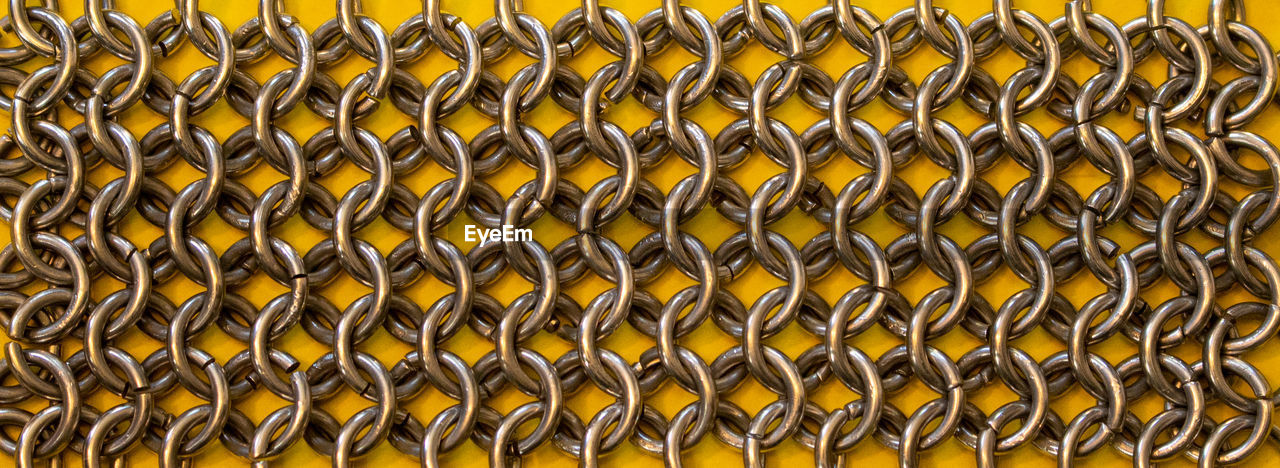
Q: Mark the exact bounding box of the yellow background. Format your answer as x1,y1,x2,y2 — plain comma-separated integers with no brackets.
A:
3,0,1280,466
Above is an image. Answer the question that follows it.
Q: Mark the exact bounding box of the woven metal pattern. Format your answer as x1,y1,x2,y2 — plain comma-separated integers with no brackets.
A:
1,0,1278,466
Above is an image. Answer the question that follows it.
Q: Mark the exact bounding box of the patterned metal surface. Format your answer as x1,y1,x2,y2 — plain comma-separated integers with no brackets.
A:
0,0,1278,466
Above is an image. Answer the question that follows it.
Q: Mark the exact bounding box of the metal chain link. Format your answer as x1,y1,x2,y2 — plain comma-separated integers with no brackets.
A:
0,0,1277,466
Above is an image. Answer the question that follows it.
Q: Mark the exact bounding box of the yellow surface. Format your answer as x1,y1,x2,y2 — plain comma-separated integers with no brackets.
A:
3,0,1280,467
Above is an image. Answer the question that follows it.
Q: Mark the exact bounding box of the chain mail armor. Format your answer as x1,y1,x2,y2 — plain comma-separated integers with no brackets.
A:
0,0,1277,466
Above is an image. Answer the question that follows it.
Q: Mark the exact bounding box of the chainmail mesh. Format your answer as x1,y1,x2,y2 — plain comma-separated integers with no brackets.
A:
0,0,1278,466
